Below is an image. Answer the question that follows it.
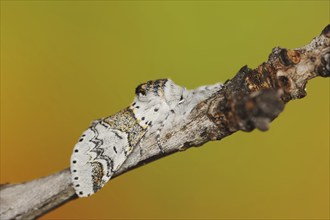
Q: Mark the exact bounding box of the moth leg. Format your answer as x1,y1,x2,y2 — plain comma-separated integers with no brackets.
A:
156,128,165,154
155,108,178,154
156,112,171,154
138,138,144,157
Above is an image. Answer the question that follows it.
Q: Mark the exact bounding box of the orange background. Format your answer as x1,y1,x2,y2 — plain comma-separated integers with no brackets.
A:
1,1,329,219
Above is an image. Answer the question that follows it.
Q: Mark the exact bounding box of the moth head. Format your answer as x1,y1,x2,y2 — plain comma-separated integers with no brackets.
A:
135,82,154,103
134,79,186,108
135,79,168,102
135,83,148,97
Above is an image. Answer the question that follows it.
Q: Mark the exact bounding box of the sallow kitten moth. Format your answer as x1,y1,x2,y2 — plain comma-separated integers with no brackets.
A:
70,79,222,197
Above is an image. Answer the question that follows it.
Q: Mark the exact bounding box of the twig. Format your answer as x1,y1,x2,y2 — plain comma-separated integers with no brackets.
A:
1,25,329,220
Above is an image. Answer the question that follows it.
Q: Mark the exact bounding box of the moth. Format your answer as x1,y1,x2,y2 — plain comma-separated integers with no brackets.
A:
70,79,222,197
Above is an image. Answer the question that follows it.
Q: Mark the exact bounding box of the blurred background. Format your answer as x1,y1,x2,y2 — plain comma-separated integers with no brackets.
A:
1,1,329,219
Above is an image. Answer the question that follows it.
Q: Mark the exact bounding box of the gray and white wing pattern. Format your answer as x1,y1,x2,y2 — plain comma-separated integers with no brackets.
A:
71,112,143,197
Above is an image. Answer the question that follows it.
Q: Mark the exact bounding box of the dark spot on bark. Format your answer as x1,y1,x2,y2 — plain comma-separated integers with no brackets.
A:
141,117,145,121
136,106,140,109
218,99,230,112
74,177,78,180
73,170,77,172
165,133,172,139
154,108,159,112
318,54,330,77
76,184,80,187
317,65,330,77
281,93,292,103
200,128,208,139
321,24,330,37
296,88,307,99
74,149,79,153
239,65,249,75
278,76,290,88
73,160,77,164
179,142,191,151
243,120,255,132
235,100,249,120
113,146,117,154
79,138,83,142
79,191,83,195
279,49,292,66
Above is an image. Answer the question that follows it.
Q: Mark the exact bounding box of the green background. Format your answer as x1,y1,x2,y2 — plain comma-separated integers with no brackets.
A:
1,1,329,219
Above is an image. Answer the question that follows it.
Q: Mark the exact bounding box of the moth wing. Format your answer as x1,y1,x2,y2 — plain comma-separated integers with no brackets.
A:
70,122,132,197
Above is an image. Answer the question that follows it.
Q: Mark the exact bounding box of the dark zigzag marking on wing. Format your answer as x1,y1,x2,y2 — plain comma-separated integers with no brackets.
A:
89,124,114,177
99,120,110,129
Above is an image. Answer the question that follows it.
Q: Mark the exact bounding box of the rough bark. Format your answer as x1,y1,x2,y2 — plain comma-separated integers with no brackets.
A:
1,25,329,220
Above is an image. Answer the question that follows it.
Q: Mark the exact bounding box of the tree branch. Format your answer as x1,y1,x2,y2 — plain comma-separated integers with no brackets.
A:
1,25,329,220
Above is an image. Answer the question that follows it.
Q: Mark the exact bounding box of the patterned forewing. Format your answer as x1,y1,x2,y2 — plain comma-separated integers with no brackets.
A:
71,108,147,197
